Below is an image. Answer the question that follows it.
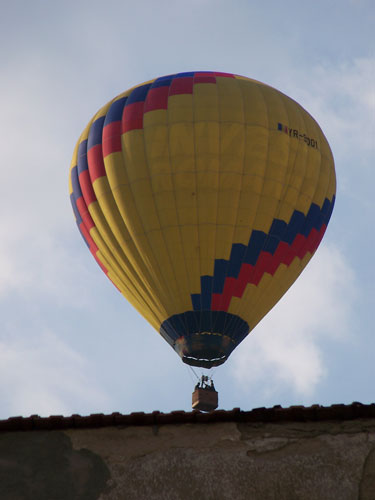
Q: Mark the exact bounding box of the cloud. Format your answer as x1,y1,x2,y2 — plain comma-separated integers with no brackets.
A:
230,244,357,399
0,330,111,418
277,57,375,166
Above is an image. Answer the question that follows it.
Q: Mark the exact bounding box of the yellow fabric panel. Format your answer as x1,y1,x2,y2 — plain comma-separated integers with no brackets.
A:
122,130,149,184
92,177,166,315
193,117,220,279
196,171,218,224
300,151,322,202
214,225,237,260
168,122,195,170
241,174,264,196
174,185,198,226
103,151,175,311
261,176,285,200
217,76,244,123
103,151,129,189
168,120,197,225
253,195,281,233
143,117,194,313
294,193,313,216
161,226,192,312
244,126,269,176
128,178,160,232
193,83,219,122
117,126,190,316
216,171,242,227
198,224,217,277
194,121,220,159
88,205,143,293
153,188,178,227
238,80,268,127
90,227,161,325
220,122,245,173
143,124,169,173
283,186,301,212
266,129,290,178
179,224,201,293
143,109,167,127
312,155,333,207
111,184,144,240
92,177,171,318
146,229,181,314
326,158,337,201
167,94,194,123
261,86,289,131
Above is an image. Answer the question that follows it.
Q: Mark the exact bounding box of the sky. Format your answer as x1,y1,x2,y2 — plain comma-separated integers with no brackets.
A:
0,0,374,418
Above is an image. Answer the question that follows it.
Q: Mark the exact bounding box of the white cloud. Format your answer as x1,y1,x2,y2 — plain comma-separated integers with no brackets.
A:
278,57,375,164
231,244,357,398
0,330,110,418
0,52,100,307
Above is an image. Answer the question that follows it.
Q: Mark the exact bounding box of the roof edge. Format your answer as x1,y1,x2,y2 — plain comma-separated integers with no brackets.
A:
1,402,374,432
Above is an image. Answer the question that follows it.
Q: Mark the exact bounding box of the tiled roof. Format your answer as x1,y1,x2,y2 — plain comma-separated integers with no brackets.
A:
1,403,374,432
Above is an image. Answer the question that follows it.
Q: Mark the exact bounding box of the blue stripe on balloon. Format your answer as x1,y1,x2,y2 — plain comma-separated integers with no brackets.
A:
213,260,228,293
227,244,247,278
70,165,82,206
151,76,174,88
87,116,105,150
244,230,267,265
126,84,152,105
160,310,249,343
70,192,82,226
200,276,213,310
284,211,305,244
174,72,196,78
104,96,128,125
77,140,88,174
192,197,335,310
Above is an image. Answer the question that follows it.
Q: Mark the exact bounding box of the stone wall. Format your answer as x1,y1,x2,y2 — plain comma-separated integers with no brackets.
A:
1,408,375,499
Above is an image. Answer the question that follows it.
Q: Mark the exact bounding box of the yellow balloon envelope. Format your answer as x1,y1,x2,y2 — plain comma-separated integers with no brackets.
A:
69,72,336,368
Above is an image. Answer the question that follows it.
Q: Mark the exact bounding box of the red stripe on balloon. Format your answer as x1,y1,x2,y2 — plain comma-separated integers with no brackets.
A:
76,197,95,230
87,144,106,181
144,86,169,112
102,121,122,157
79,170,97,206
80,222,108,274
194,75,216,84
79,222,98,253
169,77,194,96
122,102,144,132
214,72,235,78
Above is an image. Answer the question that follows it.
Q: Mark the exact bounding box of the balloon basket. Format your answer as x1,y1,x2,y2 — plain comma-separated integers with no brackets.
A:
192,376,218,412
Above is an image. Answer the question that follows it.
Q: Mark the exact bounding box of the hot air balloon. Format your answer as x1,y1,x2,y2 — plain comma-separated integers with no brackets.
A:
69,71,335,383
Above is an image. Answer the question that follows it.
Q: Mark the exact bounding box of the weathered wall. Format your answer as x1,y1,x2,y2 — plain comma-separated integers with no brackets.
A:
1,415,375,499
